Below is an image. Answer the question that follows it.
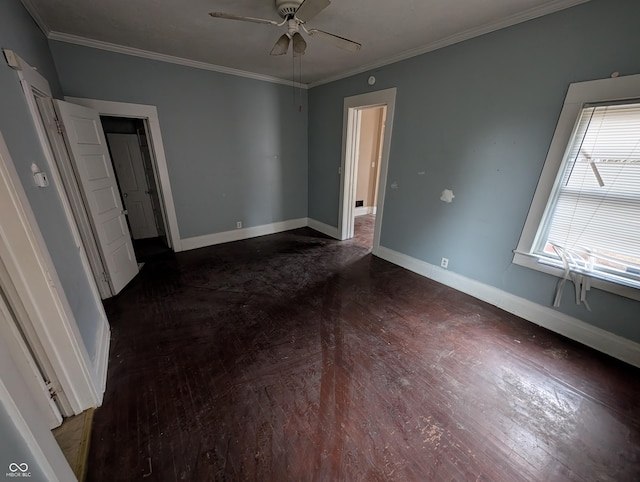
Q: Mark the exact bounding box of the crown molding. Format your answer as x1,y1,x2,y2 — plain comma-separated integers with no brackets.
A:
28,0,589,90
19,0,50,36
47,31,309,89
309,0,590,88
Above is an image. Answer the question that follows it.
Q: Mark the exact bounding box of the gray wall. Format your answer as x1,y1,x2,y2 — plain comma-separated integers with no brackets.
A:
308,0,640,343
49,42,309,239
0,0,103,360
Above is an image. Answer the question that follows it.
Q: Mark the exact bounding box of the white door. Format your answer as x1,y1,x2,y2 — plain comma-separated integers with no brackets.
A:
54,101,139,295
107,133,159,240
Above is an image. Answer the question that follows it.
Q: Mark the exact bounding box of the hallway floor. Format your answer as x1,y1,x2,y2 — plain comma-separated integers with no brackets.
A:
92,215,640,481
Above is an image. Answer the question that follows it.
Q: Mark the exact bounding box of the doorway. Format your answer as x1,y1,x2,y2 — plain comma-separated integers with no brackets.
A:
353,106,387,248
66,97,182,254
101,116,171,261
338,88,397,255
35,94,181,298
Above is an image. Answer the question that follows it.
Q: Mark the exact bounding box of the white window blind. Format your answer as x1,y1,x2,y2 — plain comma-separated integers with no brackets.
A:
536,101,640,281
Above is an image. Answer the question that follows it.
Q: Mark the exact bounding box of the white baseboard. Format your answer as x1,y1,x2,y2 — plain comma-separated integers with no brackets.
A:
307,218,340,239
93,318,110,406
376,246,640,368
354,206,376,216
181,218,307,251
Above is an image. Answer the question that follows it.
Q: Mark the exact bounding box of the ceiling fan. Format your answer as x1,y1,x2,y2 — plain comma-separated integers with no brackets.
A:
209,0,362,56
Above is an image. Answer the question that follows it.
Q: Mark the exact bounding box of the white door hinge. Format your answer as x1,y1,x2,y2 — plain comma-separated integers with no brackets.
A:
44,380,57,399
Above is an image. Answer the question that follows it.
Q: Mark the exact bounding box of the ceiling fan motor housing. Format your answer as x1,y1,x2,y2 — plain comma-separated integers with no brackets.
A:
276,0,304,18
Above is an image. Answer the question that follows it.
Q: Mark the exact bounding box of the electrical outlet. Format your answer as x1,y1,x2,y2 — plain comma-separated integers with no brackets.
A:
441,258,449,269
236,221,242,229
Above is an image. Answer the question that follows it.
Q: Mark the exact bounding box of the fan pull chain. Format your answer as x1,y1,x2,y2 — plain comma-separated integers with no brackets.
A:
291,49,303,112
298,51,303,112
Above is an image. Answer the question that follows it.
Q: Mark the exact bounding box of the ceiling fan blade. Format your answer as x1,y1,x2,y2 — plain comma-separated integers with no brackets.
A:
270,34,291,56
294,0,330,23
292,32,307,56
209,12,280,26
307,29,362,52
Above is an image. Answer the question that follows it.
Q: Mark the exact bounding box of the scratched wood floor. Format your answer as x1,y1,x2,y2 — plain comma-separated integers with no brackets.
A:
91,215,640,481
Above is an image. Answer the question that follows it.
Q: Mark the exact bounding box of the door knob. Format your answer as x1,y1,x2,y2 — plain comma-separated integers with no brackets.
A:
123,193,128,198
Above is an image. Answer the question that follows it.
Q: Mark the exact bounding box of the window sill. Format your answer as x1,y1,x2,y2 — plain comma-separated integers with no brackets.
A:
512,251,640,302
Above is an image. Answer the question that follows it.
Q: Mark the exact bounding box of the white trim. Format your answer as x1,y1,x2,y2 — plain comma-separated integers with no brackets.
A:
339,88,396,254
49,31,308,89
34,97,113,299
11,53,111,406
181,218,307,251
0,131,99,414
340,107,362,240
65,97,183,252
0,269,63,427
93,319,110,405
354,206,376,216
11,52,111,299
513,73,640,301
307,218,340,239
376,245,640,368
32,1,585,89
308,0,590,88
513,252,640,302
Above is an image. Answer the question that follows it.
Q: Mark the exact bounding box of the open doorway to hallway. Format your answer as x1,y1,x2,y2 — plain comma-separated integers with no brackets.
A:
353,105,386,249
101,116,171,262
338,87,396,254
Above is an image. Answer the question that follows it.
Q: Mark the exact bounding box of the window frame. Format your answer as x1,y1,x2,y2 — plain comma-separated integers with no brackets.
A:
513,73,640,302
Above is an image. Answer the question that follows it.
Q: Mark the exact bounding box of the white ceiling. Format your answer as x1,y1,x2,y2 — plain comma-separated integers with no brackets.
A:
22,0,588,86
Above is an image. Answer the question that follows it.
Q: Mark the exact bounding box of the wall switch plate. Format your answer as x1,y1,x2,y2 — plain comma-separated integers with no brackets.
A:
236,221,242,229
441,258,449,269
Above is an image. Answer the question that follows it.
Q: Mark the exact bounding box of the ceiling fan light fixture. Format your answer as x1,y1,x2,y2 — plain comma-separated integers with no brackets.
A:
270,33,291,55
292,32,307,55
210,0,361,57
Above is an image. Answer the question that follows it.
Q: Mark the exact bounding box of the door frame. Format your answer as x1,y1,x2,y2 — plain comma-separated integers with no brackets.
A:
0,259,64,428
0,342,76,482
8,50,112,299
66,97,182,252
10,48,180,301
353,106,386,216
0,130,101,415
338,88,397,254
52,99,140,295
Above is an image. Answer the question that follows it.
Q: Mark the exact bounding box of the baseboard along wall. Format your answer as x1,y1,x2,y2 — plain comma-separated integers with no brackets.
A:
181,218,308,251
179,217,639,367
375,246,640,368
354,206,377,216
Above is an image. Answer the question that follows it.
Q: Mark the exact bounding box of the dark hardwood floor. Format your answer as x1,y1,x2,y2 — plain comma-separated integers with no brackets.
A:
92,215,640,481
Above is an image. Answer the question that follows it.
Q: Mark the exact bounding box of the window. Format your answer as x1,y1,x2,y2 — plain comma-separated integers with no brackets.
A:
514,74,640,302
